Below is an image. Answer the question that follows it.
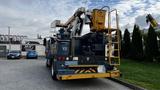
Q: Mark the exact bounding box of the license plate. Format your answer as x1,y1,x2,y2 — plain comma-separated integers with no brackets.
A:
65,61,78,65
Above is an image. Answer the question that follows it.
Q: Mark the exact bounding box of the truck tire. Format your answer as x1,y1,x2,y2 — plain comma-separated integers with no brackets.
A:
46,59,51,68
35,56,38,59
51,62,57,80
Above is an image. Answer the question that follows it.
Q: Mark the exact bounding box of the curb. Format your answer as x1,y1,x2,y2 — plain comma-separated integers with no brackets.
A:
108,78,147,90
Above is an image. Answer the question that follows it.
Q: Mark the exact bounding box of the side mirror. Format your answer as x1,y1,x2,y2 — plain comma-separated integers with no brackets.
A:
43,38,46,46
50,38,55,44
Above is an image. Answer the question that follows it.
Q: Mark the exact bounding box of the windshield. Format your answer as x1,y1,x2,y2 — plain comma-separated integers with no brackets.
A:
9,51,20,53
57,42,69,56
28,51,36,53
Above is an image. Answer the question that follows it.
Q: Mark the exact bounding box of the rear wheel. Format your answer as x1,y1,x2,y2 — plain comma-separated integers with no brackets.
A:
46,59,51,68
35,57,38,59
51,62,57,80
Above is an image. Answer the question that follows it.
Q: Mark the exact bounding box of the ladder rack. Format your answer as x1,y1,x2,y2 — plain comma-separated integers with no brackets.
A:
106,9,120,66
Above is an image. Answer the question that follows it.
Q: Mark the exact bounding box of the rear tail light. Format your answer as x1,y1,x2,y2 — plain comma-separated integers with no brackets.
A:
57,56,65,61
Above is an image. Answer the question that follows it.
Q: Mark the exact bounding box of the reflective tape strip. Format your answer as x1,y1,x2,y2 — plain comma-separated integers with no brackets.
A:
89,68,96,73
75,70,80,73
79,69,85,73
90,69,96,73
75,68,96,74
85,70,91,73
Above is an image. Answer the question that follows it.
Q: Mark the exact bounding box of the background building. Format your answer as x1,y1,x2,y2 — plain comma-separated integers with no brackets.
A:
0,34,45,57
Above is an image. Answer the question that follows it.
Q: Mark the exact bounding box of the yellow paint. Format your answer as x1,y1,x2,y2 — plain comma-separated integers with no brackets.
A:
79,69,85,73
85,70,91,73
75,70,80,73
106,9,121,66
74,68,96,74
91,9,106,32
89,68,96,73
151,20,158,27
58,70,120,80
69,65,98,68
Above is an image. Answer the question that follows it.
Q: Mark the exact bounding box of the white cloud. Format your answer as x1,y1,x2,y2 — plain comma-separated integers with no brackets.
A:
0,0,87,38
0,0,160,37
113,0,160,33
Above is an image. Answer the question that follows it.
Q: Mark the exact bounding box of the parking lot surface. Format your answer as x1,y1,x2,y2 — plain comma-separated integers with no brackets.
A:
0,58,131,90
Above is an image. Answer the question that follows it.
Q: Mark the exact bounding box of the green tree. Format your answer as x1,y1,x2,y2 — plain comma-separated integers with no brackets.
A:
122,28,131,58
119,30,123,57
131,24,143,59
145,25,159,61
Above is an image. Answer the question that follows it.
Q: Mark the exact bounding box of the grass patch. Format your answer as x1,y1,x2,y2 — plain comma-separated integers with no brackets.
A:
119,59,160,90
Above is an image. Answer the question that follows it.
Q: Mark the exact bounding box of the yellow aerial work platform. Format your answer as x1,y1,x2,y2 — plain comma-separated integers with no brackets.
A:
91,8,121,66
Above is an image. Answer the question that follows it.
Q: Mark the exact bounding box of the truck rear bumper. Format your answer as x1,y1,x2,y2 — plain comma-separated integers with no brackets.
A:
57,70,120,80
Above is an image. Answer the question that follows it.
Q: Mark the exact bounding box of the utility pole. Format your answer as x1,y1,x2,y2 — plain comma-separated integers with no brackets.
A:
8,26,11,52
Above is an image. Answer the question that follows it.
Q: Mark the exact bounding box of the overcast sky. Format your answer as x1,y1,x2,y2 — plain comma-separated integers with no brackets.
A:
0,0,160,38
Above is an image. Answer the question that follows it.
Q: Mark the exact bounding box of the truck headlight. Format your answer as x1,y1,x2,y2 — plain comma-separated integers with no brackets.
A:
16,54,20,56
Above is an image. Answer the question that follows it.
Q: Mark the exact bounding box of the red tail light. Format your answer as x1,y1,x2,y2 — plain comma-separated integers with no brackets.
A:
57,56,65,61
62,57,65,60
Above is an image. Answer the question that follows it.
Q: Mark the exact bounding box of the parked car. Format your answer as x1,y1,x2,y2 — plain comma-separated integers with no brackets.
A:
26,50,38,59
7,50,21,59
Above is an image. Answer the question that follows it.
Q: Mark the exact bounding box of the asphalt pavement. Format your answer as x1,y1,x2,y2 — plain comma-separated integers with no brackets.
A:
0,58,131,90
